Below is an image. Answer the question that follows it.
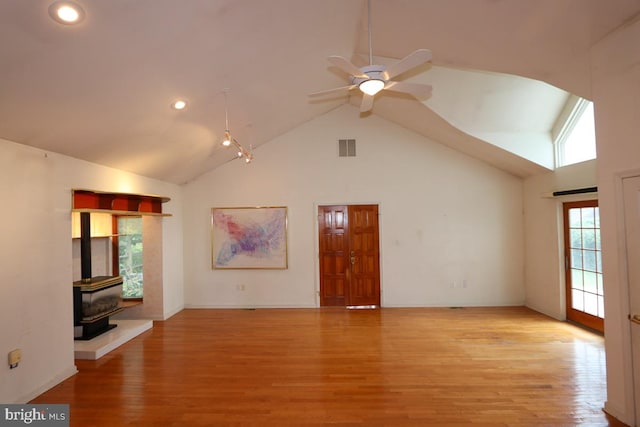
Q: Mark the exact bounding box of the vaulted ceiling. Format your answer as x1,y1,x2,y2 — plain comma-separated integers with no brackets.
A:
1,0,639,184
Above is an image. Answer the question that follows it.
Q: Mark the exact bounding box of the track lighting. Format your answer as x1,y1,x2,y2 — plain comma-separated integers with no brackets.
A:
220,89,253,163
222,131,232,147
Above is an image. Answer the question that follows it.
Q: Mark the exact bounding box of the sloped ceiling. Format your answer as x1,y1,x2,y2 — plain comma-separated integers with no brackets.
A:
0,0,639,184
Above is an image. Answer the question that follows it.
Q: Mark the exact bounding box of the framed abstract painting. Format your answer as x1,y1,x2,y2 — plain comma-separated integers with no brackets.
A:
211,206,288,269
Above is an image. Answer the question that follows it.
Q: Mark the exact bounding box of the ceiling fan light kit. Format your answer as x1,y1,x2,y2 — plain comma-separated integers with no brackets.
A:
359,79,385,96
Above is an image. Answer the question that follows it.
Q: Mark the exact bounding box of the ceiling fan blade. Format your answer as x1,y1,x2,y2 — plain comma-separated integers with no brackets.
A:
308,85,356,97
384,81,433,99
360,93,375,112
328,56,368,79
383,49,432,80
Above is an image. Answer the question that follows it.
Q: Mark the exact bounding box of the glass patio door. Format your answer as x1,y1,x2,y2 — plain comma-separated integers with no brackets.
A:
563,200,604,332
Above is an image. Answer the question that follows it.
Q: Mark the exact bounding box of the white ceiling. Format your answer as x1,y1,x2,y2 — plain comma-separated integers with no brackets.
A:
1,0,639,184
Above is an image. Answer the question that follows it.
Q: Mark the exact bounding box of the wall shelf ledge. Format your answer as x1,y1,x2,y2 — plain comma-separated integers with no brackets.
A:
72,189,171,216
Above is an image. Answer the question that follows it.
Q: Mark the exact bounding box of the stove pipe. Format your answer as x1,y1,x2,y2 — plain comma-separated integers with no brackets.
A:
80,212,92,283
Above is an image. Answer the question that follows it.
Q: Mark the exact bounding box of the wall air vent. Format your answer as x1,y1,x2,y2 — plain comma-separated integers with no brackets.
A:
338,139,356,157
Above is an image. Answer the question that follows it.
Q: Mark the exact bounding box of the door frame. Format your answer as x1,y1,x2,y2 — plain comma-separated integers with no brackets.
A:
612,168,640,423
314,202,383,307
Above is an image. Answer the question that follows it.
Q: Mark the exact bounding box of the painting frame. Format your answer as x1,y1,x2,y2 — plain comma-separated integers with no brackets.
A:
211,206,288,270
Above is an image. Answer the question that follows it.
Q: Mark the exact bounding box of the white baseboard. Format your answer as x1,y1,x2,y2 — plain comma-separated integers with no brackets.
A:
15,365,78,404
604,400,633,426
183,304,317,309
162,305,184,320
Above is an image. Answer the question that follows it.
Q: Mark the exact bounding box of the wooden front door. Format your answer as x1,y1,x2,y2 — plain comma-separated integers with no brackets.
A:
318,204,381,307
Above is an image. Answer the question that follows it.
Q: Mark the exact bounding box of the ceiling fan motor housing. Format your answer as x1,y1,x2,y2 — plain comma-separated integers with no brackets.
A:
350,64,387,85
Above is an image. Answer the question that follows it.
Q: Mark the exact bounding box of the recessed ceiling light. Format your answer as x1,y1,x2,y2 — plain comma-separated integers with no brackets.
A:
48,1,85,25
171,99,188,110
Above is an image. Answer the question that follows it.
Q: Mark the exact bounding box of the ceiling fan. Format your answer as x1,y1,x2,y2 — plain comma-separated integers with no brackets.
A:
309,0,433,113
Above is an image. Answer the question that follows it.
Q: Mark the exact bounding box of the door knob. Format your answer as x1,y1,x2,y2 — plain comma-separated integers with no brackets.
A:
629,314,640,325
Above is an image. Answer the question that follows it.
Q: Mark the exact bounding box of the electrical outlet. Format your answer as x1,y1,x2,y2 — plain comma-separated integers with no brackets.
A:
8,349,21,369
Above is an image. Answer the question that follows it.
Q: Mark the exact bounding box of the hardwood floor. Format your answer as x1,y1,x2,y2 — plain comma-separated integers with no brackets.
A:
32,307,628,426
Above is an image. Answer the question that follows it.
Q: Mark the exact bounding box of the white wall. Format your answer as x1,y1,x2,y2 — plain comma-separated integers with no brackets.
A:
0,137,184,403
591,16,640,426
523,160,597,320
183,105,525,309
474,131,554,170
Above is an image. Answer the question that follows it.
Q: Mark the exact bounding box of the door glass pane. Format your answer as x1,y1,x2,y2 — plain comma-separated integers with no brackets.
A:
572,289,584,311
572,269,583,290
598,295,605,317
582,229,596,250
583,271,598,294
571,249,583,269
597,273,604,294
569,209,582,227
581,208,595,227
570,229,583,248
583,250,597,271
584,292,598,316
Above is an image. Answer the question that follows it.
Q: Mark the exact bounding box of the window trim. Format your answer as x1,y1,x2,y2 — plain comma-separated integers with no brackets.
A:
553,96,594,168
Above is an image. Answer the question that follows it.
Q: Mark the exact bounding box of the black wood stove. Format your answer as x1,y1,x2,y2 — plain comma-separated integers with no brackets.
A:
73,212,123,340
